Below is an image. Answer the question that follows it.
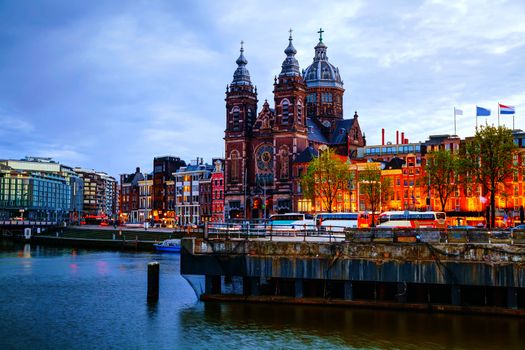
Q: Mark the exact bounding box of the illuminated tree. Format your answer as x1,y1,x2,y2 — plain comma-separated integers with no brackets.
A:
426,149,461,212
463,125,516,228
359,164,392,226
301,148,352,213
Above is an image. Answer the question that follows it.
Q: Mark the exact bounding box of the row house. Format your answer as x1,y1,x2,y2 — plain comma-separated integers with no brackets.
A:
291,129,525,227
200,158,225,224
211,160,225,222
174,159,214,226
119,167,143,223
199,176,212,223
152,156,185,224
138,173,153,224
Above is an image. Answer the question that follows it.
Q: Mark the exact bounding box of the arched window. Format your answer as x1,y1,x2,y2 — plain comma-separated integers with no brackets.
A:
230,150,240,182
232,107,240,131
297,101,303,124
247,108,253,129
281,100,289,124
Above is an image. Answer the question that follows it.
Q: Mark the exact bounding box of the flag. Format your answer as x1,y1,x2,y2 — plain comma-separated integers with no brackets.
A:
454,107,463,115
476,106,491,116
499,103,515,115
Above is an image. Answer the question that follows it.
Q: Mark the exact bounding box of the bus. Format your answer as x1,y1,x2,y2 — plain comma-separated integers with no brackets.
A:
268,213,315,231
315,212,370,232
377,211,446,228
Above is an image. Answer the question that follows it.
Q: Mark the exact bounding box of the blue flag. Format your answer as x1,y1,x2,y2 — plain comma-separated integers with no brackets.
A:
476,106,491,116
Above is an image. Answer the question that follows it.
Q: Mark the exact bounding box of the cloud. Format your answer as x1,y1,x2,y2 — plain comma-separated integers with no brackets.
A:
1,0,525,178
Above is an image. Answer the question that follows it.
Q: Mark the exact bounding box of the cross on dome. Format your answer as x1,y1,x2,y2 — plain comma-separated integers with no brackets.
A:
317,28,324,42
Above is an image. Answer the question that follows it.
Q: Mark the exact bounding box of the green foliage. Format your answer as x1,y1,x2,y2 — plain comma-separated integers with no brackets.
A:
463,125,516,227
359,164,392,226
301,148,352,213
426,149,461,212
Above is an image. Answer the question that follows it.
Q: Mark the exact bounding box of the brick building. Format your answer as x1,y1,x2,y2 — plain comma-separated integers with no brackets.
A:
224,29,365,220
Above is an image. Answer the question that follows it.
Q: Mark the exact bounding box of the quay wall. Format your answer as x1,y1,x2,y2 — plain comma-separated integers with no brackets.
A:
181,238,525,288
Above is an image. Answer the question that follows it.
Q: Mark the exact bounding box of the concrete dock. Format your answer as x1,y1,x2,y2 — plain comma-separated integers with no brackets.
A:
181,231,525,316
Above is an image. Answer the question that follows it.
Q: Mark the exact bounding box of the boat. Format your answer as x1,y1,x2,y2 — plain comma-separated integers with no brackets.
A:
153,239,181,253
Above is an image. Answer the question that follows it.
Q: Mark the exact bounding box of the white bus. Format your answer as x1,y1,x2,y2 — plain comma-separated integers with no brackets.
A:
268,213,315,231
315,212,369,232
377,211,446,228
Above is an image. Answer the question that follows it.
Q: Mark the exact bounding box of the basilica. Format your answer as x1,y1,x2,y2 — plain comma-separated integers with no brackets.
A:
224,29,365,219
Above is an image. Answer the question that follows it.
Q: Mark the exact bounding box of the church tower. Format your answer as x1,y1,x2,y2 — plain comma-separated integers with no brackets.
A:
273,30,307,132
268,30,309,214
224,42,258,218
302,29,345,128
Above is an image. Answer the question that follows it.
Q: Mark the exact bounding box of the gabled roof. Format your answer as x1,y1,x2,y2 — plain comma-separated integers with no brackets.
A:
294,146,318,164
306,118,328,143
329,119,354,145
306,117,355,146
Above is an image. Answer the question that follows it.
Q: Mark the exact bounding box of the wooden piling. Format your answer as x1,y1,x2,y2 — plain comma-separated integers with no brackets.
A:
147,262,160,302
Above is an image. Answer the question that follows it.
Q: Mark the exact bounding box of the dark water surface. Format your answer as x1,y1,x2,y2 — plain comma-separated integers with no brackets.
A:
1,241,524,350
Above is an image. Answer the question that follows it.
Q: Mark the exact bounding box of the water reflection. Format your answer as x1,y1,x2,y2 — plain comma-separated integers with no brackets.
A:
179,301,525,350
0,241,524,350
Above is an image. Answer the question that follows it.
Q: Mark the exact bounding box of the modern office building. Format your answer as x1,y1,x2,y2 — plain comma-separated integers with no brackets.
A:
0,157,83,223
74,168,117,218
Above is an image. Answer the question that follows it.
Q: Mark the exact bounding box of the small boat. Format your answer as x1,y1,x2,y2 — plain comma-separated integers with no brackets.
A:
153,239,181,253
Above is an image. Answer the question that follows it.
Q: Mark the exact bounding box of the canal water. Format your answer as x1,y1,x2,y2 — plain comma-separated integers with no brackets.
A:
1,241,524,350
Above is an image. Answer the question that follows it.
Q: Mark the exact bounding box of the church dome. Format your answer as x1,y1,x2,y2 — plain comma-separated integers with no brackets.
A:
279,30,301,77
302,30,343,88
231,42,252,86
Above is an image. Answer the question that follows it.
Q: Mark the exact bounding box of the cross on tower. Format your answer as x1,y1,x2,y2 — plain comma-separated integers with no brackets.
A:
240,40,244,51
317,28,324,42
289,28,293,39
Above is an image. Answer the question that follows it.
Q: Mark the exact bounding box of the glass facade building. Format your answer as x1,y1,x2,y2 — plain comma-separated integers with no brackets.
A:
0,158,83,223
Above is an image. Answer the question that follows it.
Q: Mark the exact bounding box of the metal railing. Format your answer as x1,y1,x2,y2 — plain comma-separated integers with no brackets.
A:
206,222,343,242
204,223,525,245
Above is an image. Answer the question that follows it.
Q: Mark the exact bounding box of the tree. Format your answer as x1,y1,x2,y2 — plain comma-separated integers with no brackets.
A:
301,148,352,213
463,125,516,228
359,164,392,227
426,149,460,212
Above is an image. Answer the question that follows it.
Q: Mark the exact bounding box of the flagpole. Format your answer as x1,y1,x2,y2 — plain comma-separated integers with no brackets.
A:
476,106,478,131
497,102,500,127
453,107,455,134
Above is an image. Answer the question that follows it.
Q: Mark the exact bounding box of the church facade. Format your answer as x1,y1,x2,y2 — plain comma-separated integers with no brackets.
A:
224,30,365,219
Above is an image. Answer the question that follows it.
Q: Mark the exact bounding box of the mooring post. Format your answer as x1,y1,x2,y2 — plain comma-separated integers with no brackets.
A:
147,261,160,302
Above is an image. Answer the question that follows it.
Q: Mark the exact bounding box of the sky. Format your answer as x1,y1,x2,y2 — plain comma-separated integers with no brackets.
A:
1,0,524,179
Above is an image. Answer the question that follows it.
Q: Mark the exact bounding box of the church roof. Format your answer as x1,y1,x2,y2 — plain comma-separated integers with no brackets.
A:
329,119,354,144
294,146,318,164
306,118,355,146
306,118,328,143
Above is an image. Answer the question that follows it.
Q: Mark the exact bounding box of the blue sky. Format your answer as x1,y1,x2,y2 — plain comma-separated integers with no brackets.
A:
1,0,524,178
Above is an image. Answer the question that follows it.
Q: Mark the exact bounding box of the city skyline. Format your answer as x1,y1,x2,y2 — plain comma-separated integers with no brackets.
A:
1,0,524,178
